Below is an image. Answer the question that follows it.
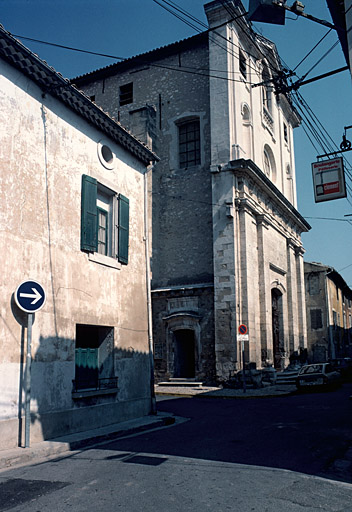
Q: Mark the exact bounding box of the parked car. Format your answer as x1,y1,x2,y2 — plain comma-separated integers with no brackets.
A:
296,363,341,391
330,358,352,382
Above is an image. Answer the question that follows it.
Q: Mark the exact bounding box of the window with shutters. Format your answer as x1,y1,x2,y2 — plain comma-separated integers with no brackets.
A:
74,324,118,393
81,174,129,264
310,309,323,330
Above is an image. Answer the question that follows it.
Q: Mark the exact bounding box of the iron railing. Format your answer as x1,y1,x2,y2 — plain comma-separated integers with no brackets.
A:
72,377,118,393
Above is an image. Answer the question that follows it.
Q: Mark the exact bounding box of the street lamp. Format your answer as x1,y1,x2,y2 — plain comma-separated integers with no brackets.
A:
248,0,336,30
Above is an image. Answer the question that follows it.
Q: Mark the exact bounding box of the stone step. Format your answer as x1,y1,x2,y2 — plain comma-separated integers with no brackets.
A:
158,379,204,388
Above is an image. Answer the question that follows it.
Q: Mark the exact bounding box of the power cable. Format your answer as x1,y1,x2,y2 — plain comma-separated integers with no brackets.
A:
154,0,209,30
295,91,352,183
299,39,340,82
305,216,352,223
12,33,260,84
293,28,333,72
154,0,283,79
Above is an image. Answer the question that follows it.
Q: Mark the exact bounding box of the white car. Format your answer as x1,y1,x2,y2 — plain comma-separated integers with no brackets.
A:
296,363,341,390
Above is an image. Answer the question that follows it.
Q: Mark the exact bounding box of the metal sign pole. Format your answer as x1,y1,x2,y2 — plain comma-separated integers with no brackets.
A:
25,313,33,448
242,341,246,394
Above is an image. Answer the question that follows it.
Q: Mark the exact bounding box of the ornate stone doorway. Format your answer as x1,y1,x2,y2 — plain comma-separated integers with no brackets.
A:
173,329,195,378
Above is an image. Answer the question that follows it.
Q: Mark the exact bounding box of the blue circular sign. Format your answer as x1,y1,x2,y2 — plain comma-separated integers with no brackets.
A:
15,280,46,313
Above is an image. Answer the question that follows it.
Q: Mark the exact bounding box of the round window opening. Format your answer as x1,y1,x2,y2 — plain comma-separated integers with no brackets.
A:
102,145,113,165
97,140,115,169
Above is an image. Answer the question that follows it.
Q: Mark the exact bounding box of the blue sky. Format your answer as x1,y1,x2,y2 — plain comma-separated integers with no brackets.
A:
2,1,352,285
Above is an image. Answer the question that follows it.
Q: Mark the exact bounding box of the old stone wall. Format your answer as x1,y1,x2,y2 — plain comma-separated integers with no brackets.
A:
152,286,215,383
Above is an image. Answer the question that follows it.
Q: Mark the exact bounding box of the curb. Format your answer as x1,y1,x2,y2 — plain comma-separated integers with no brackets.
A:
155,386,297,400
0,415,175,471
68,416,175,450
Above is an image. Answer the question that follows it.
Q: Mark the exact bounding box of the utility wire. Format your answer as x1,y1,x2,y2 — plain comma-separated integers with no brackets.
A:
295,91,352,183
305,216,352,223
13,33,260,84
299,39,340,81
293,28,333,72
154,0,283,79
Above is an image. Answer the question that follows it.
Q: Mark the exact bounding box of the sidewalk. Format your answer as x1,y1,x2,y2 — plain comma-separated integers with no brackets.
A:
155,383,297,398
0,412,176,472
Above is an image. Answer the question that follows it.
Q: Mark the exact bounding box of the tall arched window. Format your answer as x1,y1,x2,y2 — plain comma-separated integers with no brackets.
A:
241,103,251,122
263,149,271,176
241,103,252,159
263,144,276,181
262,64,272,114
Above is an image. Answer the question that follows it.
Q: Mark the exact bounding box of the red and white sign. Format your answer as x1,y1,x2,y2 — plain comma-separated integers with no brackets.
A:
311,157,346,203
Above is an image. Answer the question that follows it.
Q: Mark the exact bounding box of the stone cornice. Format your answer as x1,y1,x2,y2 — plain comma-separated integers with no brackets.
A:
228,159,311,233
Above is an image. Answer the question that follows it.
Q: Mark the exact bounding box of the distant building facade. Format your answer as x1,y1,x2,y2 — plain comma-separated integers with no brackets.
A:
0,26,156,449
305,262,352,362
73,0,310,382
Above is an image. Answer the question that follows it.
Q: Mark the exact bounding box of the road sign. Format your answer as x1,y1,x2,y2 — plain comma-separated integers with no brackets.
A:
238,334,249,342
238,324,247,335
311,157,347,203
15,280,46,313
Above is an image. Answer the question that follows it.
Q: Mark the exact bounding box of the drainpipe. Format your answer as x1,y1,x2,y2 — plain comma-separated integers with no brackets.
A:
144,165,157,414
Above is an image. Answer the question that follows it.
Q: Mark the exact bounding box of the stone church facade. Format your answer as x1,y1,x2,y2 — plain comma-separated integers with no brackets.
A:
73,0,310,382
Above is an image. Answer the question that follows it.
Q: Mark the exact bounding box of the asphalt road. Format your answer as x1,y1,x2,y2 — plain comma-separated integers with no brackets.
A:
0,384,351,512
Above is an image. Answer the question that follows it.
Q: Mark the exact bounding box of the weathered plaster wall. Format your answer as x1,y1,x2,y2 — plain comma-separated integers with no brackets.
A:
0,59,151,448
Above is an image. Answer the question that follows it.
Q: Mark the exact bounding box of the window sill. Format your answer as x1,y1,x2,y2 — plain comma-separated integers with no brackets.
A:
88,252,121,269
72,387,118,399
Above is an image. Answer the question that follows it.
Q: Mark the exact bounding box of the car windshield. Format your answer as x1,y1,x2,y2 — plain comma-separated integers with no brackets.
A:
300,365,323,374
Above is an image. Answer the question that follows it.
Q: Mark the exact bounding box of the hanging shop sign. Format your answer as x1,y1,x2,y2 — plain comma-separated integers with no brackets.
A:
311,157,347,203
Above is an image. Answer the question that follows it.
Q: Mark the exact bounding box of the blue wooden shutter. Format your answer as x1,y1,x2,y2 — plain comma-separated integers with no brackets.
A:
81,174,98,252
118,194,129,264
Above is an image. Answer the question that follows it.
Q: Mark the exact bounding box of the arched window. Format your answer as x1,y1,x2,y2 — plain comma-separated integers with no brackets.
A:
241,103,251,123
263,149,271,176
262,64,272,113
263,144,276,181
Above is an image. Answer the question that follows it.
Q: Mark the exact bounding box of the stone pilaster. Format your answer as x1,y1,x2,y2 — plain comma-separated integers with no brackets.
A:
295,246,308,351
236,199,261,367
212,170,237,380
256,214,271,365
286,239,300,355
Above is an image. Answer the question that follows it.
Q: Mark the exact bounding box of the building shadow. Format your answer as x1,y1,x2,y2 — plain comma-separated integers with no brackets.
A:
25,334,153,445
87,384,352,485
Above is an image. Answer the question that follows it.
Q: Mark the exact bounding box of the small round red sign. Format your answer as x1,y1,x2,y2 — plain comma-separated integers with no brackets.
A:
238,324,247,335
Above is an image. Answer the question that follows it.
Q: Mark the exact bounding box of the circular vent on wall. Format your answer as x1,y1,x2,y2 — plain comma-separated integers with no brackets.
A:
97,140,115,169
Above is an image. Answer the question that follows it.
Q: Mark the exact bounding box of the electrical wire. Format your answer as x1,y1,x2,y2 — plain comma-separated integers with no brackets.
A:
299,39,340,81
14,0,352,210
293,28,333,72
12,33,261,84
153,0,283,79
294,91,352,184
305,216,352,223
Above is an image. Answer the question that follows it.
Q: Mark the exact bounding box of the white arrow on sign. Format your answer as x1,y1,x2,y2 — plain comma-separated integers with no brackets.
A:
19,287,42,305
